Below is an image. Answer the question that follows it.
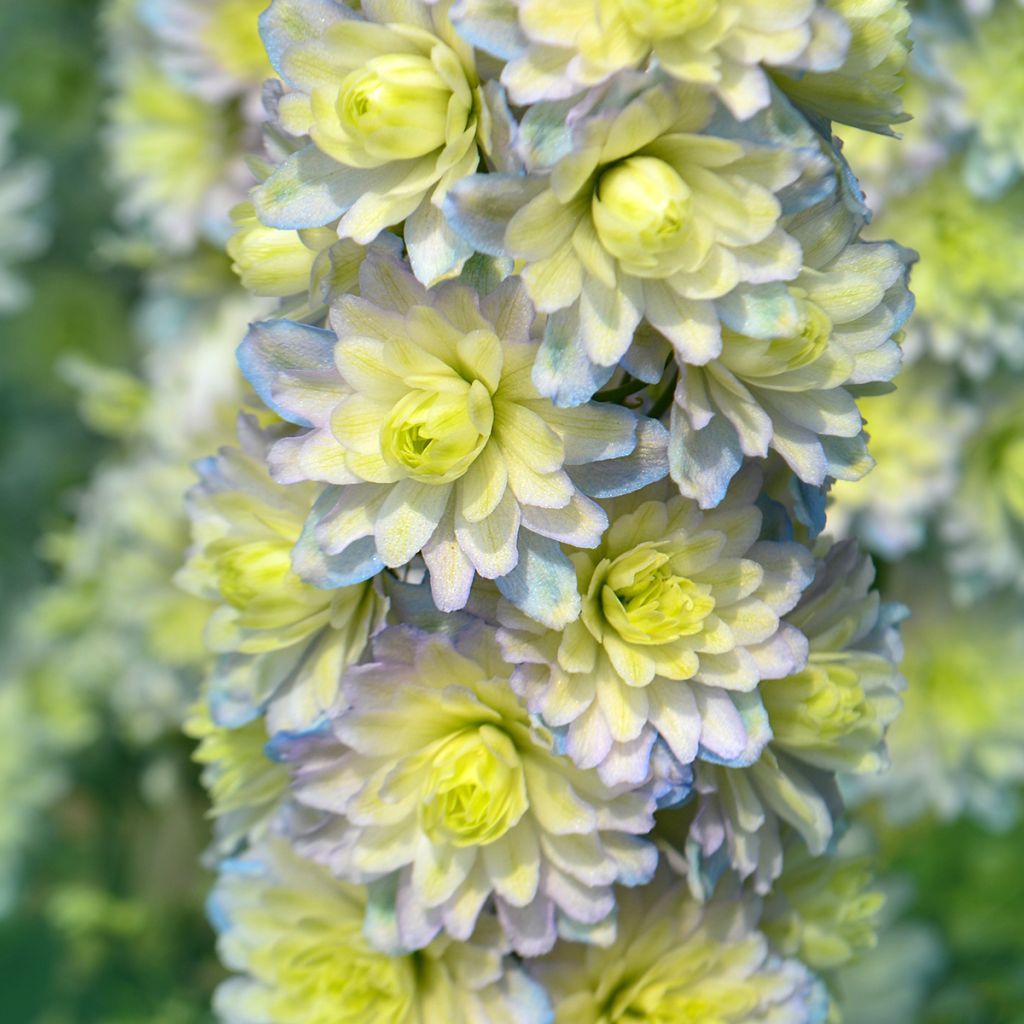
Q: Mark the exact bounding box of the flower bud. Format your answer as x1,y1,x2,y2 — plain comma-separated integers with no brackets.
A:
380,382,493,484
227,203,325,297
215,539,296,610
592,156,694,276
420,726,529,847
600,547,716,646
334,55,452,163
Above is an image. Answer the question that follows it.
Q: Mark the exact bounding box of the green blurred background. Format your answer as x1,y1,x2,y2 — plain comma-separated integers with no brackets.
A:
0,3,218,1021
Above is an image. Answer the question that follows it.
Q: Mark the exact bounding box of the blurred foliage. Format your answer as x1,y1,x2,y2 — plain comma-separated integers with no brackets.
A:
0,0,142,606
878,813,1024,1024
0,1,1022,1022
0,2,218,1021
0,734,218,1023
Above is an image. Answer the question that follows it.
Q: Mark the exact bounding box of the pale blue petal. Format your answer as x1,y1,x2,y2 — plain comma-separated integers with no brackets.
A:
495,531,581,629
237,319,339,428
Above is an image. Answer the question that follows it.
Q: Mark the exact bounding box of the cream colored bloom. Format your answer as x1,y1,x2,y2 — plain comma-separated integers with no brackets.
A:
448,83,816,407
285,625,659,956
240,251,664,628
499,468,813,787
484,0,848,119
535,874,826,1023
212,840,551,1024
178,416,384,732
255,0,491,284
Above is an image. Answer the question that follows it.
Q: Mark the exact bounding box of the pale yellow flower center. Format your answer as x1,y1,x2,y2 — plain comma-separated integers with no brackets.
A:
600,547,715,646
592,157,694,274
763,299,833,372
762,657,880,752
337,55,452,161
618,0,718,39
419,725,528,847
216,539,297,610
270,931,414,1024
380,382,493,484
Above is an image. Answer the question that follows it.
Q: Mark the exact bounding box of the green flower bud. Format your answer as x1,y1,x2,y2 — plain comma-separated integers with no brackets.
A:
761,654,888,773
592,156,695,277
227,203,330,297
419,725,529,847
333,55,453,163
764,298,833,371
380,382,493,484
618,0,717,40
213,539,328,632
597,546,716,646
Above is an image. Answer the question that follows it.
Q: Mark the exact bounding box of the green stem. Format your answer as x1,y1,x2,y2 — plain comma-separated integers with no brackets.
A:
647,365,678,421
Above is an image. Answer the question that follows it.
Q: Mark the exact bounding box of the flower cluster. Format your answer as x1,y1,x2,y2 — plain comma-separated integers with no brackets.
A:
88,0,926,1018
821,0,1024,875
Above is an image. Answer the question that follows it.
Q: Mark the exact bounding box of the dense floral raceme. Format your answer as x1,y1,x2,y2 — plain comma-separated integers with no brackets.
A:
29,0,946,1019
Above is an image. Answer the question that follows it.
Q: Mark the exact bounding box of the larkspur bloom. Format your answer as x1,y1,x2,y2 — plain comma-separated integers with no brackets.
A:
944,390,1024,599
669,187,912,508
943,0,1024,197
253,0,510,285
447,81,830,407
143,0,273,105
0,106,49,313
283,624,659,956
178,415,386,732
533,872,827,1024
762,847,885,973
828,364,976,560
497,467,814,789
679,541,903,893
852,585,1024,830
211,839,552,1024
872,165,1024,378
772,0,911,135
458,0,849,119
239,251,666,628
